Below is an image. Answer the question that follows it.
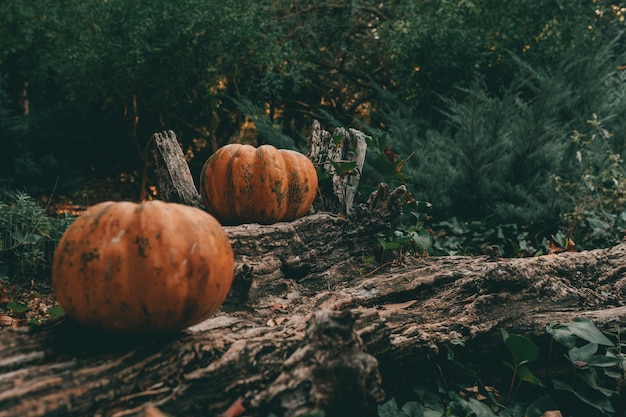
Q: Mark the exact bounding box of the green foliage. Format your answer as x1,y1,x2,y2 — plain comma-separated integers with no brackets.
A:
501,329,543,402
1,0,626,250
371,32,626,254
376,1,616,120
378,317,625,417
0,190,73,284
555,116,626,250
358,134,433,260
383,53,594,226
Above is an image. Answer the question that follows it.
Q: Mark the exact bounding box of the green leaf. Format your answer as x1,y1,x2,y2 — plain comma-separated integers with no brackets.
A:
524,395,560,417
47,305,65,318
567,317,614,346
552,378,615,414
497,402,527,417
422,410,443,417
11,230,42,245
384,241,402,250
552,230,566,247
516,364,543,386
586,354,623,368
315,167,330,181
546,324,577,348
446,394,498,417
568,343,599,364
577,368,619,397
410,231,432,253
7,300,29,313
422,391,445,416
375,134,388,153
330,160,357,175
331,134,344,146
501,329,539,365
378,398,406,417
377,237,401,251
400,400,424,417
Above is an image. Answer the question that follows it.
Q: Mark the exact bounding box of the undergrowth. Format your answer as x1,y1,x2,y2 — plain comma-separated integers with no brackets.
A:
0,189,73,286
377,317,625,417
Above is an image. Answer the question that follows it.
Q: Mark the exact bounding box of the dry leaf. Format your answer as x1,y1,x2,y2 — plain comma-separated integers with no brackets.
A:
144,405,167,417
461,385,503,402
269,302,288,313
0,287,9,303
219,397,245,417
384,146,398,163
0,314,13,326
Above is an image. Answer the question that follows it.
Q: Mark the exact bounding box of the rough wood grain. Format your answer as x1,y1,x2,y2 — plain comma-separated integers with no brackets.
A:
307,120,369,217
152,130,204,209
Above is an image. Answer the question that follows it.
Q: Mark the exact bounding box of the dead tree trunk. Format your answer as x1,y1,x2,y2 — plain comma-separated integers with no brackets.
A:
152,130,204,209
307,120,369,217
1,126,626,417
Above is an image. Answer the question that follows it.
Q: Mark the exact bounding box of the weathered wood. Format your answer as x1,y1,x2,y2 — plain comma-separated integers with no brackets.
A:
152,130,204,209
307,120,369,217
2,128,626,417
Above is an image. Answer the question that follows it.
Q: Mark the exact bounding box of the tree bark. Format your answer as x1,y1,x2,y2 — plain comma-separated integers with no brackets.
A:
1,129,626,417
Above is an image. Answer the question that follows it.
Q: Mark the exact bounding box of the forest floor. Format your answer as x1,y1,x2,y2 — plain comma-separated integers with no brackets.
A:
0,279,59,328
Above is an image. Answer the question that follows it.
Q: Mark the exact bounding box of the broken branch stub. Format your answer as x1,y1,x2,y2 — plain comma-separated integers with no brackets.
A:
307,120,369,217
152,130,204,209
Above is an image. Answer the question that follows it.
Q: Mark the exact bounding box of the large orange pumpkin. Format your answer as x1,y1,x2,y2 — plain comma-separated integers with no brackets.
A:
200,144,318,225
51,200,234,333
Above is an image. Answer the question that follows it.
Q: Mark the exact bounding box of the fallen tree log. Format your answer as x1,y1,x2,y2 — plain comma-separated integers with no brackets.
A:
2,216,626,417
1,128,626,417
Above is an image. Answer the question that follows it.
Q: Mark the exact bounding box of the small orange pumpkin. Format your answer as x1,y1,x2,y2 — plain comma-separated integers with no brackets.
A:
200,144,318,225
51,200,234,333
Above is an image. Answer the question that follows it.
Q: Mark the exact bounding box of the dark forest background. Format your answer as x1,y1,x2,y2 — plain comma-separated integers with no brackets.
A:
2,0,626,254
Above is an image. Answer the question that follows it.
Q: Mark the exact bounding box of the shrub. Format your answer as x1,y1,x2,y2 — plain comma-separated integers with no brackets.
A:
0,190,73,286
555,117,626,250
367,36,626,255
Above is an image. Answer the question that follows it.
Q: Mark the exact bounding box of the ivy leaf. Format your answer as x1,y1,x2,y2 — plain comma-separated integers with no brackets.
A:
377,237,401,251
516,364,543,386
330,160,357,176
568,343,599,366
567,317,614,346
501,329,539,365
400,401,424,417
47,305,65,318
546,324,577,348
378,398,406,417
331,134,344,146
524,395,560,417
7,300,29,313
552,379,615,414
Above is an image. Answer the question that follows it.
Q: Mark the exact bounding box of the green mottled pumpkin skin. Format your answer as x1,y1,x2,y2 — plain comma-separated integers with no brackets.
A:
51,200,234,333
200,144,318,225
